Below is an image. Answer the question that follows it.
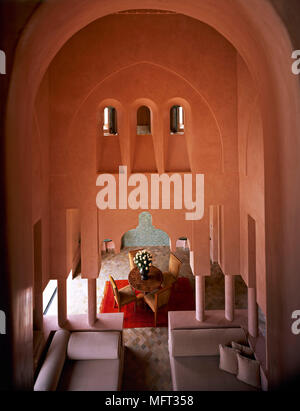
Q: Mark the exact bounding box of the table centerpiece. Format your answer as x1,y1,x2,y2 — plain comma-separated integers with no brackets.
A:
133,249,153,280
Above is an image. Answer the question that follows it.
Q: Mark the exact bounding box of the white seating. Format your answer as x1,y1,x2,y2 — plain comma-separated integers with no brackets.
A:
34,329,124,391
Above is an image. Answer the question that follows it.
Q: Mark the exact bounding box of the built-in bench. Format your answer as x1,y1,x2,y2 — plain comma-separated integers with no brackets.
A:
34,329,124,391
168,310,266,391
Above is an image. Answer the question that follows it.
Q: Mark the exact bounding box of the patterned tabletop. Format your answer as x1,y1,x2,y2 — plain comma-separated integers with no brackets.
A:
128,265,163,293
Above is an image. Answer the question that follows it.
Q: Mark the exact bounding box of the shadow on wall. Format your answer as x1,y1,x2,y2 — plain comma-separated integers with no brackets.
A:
121,212,169,248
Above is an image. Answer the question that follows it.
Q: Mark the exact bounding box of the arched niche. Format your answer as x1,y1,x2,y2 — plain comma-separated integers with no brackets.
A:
137,106,151,135
131,98,158,173
164,90,223,173
165,98,193,172
97,100,123,173
103,106,118,136
121,211,169,248
170,105,185,134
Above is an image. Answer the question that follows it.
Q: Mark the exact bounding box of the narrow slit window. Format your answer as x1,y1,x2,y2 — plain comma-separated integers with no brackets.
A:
137,106,151,135
170,105,184,134
103,106,117,135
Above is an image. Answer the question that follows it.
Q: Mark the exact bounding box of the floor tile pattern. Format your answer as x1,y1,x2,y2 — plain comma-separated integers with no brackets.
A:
122,327,172,391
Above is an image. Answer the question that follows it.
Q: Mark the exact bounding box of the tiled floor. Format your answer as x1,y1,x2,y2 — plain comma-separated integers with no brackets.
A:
45,246,249,391
122,327,171,391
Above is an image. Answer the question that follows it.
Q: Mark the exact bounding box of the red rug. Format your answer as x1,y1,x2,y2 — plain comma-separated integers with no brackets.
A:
100,278,195,328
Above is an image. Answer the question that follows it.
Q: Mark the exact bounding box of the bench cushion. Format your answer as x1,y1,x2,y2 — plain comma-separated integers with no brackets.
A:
58,359,121,391
171,327,247,357
67,331,121,360
171,355,257,391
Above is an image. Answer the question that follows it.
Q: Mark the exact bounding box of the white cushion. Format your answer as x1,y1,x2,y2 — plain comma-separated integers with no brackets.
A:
219,344,240,374
67,331,121,360
58,359,121,391
172,356,257,391
236,353,261,388
231,341,254,356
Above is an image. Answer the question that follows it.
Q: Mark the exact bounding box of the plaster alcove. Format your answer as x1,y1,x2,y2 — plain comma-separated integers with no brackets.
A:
121,211,170,248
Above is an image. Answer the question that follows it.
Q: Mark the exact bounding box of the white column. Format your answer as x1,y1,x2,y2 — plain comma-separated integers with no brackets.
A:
195,275,205,321
225,275,235,321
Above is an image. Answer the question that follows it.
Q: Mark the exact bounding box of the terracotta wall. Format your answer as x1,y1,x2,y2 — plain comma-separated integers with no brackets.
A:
33,71,51,290
0,0,43,390
237,55,266,315
35,13,240,282
66,209,81,275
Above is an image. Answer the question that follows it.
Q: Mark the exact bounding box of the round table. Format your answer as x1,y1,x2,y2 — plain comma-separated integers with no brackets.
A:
128,265,163,293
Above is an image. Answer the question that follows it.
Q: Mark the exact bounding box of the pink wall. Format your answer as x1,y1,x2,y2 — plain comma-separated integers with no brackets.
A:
39,14,240,281
66,209,81,275
237,55,266,315
32,72,51,291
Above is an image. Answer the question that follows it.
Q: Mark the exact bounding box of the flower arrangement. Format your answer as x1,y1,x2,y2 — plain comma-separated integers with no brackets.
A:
133,249,152,280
